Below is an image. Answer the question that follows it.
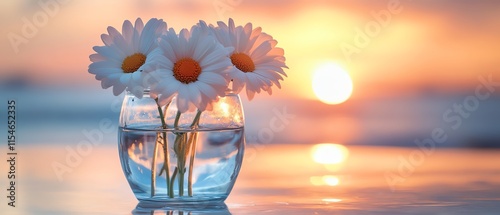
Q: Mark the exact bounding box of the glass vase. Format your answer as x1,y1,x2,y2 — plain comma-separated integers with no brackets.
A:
118,90,245,204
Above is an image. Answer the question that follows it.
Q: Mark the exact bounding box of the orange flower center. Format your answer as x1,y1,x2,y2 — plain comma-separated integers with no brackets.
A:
173,58,202,84
230,53,255,73
121,53,146,73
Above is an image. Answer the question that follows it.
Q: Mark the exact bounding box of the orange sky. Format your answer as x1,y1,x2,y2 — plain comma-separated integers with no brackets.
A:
1,0,500,101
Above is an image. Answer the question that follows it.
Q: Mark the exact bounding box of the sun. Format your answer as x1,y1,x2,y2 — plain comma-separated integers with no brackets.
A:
312,63,353,105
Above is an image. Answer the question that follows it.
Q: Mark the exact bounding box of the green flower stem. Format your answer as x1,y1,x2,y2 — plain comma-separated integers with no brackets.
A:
187,132,198,197
150,135,160,197
188,110,202,196
171,110,202,197
155,99,173,198
163,137,174,198
169,167,178,197
178,167,185,197
172,129,185,197
174,111,181,129
178,134,187,197
190,110,202,127
173,110,185,196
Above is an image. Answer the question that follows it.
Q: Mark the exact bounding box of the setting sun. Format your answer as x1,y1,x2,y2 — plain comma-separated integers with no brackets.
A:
312,63,353,105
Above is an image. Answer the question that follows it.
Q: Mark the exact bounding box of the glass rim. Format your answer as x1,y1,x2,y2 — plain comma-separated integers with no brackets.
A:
120,126,244,132
125,89,239,96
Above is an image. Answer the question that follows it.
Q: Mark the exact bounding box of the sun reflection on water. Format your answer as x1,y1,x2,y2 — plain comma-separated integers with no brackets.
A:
311,143,349,164
310,175,340,186
309,142,349,204
322,198,342,203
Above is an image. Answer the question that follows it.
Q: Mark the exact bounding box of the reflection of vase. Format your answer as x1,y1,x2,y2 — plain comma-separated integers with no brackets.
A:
118,90,245,204
132,202,232,215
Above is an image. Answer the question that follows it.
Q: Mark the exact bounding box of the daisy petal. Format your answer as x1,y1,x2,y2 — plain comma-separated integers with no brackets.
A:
134,18,144,33
93,46,124,62
139,18,165,54
101,34,113,46
122,20,134,44
112,82,126,96
250,41,272,59
177,87,190,113
89,53,106,62
198,72,227,86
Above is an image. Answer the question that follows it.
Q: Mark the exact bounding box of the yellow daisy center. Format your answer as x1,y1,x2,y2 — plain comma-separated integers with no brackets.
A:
173,58,202,84
121,53,147,73
230,53,255,73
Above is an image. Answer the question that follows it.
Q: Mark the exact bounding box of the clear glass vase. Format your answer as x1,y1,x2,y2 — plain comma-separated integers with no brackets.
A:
118,90,245,204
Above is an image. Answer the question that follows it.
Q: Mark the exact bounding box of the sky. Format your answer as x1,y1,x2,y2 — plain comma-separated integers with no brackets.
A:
1,0,500,146
1,0,499,100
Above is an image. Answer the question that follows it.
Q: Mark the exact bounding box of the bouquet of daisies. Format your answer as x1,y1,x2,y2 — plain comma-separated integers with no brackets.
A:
88,18,287,198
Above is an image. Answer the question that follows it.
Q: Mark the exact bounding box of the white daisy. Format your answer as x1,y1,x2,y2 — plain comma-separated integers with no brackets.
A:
149,25,233,113
209,18,288,100
88,18,167,98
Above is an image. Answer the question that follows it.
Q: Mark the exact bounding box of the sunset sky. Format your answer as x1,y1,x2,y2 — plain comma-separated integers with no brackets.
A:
1,0,500,146
2,0,499,100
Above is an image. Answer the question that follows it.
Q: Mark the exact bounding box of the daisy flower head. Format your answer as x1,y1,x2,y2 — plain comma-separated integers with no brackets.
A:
150,25,234,113
211,18,288,100
88,18,167,98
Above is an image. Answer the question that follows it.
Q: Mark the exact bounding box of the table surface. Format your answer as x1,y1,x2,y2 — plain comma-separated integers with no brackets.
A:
1,143,500,215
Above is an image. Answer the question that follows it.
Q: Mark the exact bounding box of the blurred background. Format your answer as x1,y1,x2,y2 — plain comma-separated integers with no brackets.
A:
1,0,500,148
